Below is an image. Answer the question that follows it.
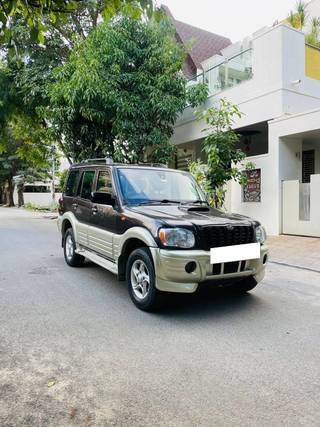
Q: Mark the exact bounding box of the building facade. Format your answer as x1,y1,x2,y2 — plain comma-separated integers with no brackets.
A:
171,15,320,237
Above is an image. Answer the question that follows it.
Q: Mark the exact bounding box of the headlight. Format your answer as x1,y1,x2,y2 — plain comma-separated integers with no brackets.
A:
255,225,267,244
158,228,195,248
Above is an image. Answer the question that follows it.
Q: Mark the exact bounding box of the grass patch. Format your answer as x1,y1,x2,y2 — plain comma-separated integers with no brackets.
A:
24,201,58,212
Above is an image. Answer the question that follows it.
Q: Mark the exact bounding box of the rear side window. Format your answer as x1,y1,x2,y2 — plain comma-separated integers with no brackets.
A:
65,170,79,196
96,170,113,193
80,171,95,200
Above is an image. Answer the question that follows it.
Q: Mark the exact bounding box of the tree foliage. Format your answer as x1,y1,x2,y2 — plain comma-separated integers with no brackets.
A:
0,64,52,206
0,0,154,47
189,99,254,208
0,6,208,205
1,7,101,165
47,17,208,163
0,64,15,124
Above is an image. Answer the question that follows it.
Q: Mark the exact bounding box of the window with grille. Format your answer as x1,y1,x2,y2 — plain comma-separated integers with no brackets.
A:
302,150,315,183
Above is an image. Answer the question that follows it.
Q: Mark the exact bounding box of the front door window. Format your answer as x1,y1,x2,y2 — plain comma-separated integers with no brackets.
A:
80,171,95,199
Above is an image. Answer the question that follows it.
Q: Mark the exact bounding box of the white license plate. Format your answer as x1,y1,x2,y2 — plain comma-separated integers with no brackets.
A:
210,243,260,264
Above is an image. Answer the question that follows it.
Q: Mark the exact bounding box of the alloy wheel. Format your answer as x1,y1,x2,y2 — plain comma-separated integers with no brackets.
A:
65,234,74,261
130,259,150,300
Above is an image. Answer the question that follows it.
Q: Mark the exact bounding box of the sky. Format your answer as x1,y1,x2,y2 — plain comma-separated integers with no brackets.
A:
159,0,298,42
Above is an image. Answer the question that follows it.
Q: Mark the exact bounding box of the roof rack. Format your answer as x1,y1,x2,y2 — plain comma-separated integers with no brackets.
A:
79,158,168,168
84,157,114,165
137,162,168,168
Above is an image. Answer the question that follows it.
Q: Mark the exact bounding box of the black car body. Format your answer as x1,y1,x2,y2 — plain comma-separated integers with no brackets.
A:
58,160,268,310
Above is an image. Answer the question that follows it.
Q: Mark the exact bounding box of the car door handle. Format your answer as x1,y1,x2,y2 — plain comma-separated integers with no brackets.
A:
92,206,98,215
72,203,78,209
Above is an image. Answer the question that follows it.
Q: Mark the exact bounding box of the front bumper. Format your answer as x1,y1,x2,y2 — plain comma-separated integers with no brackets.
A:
150,244,268,293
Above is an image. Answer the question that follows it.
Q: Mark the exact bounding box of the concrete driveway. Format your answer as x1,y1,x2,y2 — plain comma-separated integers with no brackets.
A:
0,207,320,426
268,235,320,272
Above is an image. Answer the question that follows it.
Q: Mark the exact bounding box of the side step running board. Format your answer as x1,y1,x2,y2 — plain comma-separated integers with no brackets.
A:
76,247,118,275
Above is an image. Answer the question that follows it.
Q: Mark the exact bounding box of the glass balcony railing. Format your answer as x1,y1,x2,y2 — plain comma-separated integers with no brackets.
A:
187,49,253,96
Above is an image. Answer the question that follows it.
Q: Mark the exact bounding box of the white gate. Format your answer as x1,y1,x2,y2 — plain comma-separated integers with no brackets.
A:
282,175,320,237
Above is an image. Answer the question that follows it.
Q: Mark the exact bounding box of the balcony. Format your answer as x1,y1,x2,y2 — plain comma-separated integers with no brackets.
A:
188,49,253,96
174,24,320,146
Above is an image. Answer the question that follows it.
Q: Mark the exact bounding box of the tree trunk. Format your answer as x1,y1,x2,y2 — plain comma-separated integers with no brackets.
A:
6,179,15,207
17,186,24,207
3,186,8,205
3,186,7,205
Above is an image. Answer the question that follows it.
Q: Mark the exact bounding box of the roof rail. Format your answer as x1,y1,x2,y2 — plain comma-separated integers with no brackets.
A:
79,158,168,168
84,157,113,165
137,162,168,168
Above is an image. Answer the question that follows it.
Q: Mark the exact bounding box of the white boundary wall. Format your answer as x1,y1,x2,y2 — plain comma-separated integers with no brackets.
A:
13,191,62,207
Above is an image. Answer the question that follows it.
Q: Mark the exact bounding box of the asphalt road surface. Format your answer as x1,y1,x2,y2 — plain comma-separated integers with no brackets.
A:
1,207,320,427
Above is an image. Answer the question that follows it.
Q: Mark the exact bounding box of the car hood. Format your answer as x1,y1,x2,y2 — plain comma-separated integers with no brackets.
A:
127,204,257,227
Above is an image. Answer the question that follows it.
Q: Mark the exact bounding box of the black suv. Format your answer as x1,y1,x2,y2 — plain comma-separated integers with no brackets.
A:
58,159,268,311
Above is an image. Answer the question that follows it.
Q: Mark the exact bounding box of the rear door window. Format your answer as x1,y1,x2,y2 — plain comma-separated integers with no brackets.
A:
65,170,79,196
96,170,113,194
80,171,95,200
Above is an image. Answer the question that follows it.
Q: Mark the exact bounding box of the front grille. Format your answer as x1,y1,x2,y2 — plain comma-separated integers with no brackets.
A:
199,225,255,251
224,261,240,274
211,260,247,276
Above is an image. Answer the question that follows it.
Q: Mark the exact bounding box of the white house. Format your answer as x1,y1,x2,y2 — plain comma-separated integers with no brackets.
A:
170,8,320,237
13,157,69,207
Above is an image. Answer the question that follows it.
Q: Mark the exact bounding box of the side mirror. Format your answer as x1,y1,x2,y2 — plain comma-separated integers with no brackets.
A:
91,191,116,207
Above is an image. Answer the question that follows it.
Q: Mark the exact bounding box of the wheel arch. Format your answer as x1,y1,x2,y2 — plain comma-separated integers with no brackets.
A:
60,212,78,247
118,238,153,281
62,218,72,235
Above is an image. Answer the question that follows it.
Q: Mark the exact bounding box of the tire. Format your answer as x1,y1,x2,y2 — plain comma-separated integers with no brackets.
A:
228,276,258,294
126,248,163,311
63,228,85,267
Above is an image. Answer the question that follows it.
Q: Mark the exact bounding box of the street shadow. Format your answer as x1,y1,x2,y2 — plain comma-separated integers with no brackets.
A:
73,260,267,322
155,286,265,320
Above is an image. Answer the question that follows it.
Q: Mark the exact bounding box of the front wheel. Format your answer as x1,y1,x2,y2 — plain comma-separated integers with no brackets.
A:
126,248,163,311
63,228,85,267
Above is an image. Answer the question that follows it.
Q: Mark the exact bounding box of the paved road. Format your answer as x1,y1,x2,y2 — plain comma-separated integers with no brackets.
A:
1,207,320,427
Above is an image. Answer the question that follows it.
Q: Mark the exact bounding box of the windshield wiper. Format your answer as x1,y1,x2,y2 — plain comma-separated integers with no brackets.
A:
180,200,209,206
159,199,181,204
136,199,181,206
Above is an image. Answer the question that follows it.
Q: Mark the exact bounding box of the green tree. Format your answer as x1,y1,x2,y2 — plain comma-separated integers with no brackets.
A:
0,64,52,206
0,11,94,165
189,99,254,208
0,115,52,206
47,17,208,163
0,9,69,205
0,63,15,124
0,0,154,47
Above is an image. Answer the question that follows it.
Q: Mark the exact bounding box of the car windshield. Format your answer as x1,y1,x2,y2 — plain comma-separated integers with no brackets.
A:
117,168,207,205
